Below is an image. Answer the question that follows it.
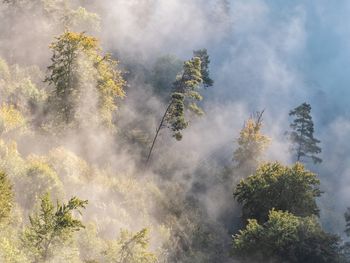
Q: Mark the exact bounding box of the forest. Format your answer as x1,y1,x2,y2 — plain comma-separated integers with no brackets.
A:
0,0,350,262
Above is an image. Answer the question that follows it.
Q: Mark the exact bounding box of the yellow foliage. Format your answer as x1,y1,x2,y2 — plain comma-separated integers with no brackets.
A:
47,31,126,130
0,237,28,263
233,116,270,174
0,104,26,136
22,156,64,209
50,31,98,52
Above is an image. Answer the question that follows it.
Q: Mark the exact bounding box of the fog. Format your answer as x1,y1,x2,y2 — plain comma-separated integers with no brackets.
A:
0,0,350,262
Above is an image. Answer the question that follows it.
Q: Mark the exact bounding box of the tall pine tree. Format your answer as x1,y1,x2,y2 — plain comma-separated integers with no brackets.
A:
288,103,322,164
146,50,213,165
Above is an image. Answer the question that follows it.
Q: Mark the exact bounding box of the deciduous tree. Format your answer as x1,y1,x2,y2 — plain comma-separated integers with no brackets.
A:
234,162,321,223
233,209,343,263
233,111,270,176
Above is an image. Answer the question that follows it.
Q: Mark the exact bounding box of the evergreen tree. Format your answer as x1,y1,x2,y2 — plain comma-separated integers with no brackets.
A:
233,111,270,177
193,49,214,88
146,53,211,164
45,31,125,129
288,103,322,164
23,193,88,262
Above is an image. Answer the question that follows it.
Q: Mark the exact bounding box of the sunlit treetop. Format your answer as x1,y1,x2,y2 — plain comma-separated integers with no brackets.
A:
234,162,321,223
49,31,98,53
233,111,270,176
45,31,126,131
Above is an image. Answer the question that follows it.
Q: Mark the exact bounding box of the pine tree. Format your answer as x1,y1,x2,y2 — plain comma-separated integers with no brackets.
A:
23,193,88,262
288,102,322,164
45,31,125,129
146,53,211,164
193,49,214,88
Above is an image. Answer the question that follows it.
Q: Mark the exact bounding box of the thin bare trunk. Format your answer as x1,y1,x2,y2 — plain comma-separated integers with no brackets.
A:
146,101,173,165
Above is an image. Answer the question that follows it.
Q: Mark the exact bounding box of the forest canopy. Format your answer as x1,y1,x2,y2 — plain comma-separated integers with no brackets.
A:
0,1,349,263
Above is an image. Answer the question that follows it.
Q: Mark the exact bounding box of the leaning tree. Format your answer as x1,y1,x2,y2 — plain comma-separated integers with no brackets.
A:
146,49,213,164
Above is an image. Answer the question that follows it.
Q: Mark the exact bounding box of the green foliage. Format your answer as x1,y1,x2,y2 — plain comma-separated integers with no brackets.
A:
288,102,322,164
193,49,214,88
146,53,210,163
105,228,157,263
23,193,88,262
233,111,270,176
234,162,321,223
173,57,203,112
45,31,98,125
166,56,204,140
233,209,343,263
0,171,13,223
45,31,125,130
166,92,188,141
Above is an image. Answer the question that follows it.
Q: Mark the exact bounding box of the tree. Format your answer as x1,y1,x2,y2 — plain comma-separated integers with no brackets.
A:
233,111,270,176
0,171,13,223
232,209,344,263
23,193,88,262
20,157,63,210
193,49,214,88
0,57,46,116
288,102,322,164
45,31,125,129
234,162,321,223
146,54,208,164
104,228,157,263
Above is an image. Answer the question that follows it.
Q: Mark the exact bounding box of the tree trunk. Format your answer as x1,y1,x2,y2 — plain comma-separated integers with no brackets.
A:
145,100,173,165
